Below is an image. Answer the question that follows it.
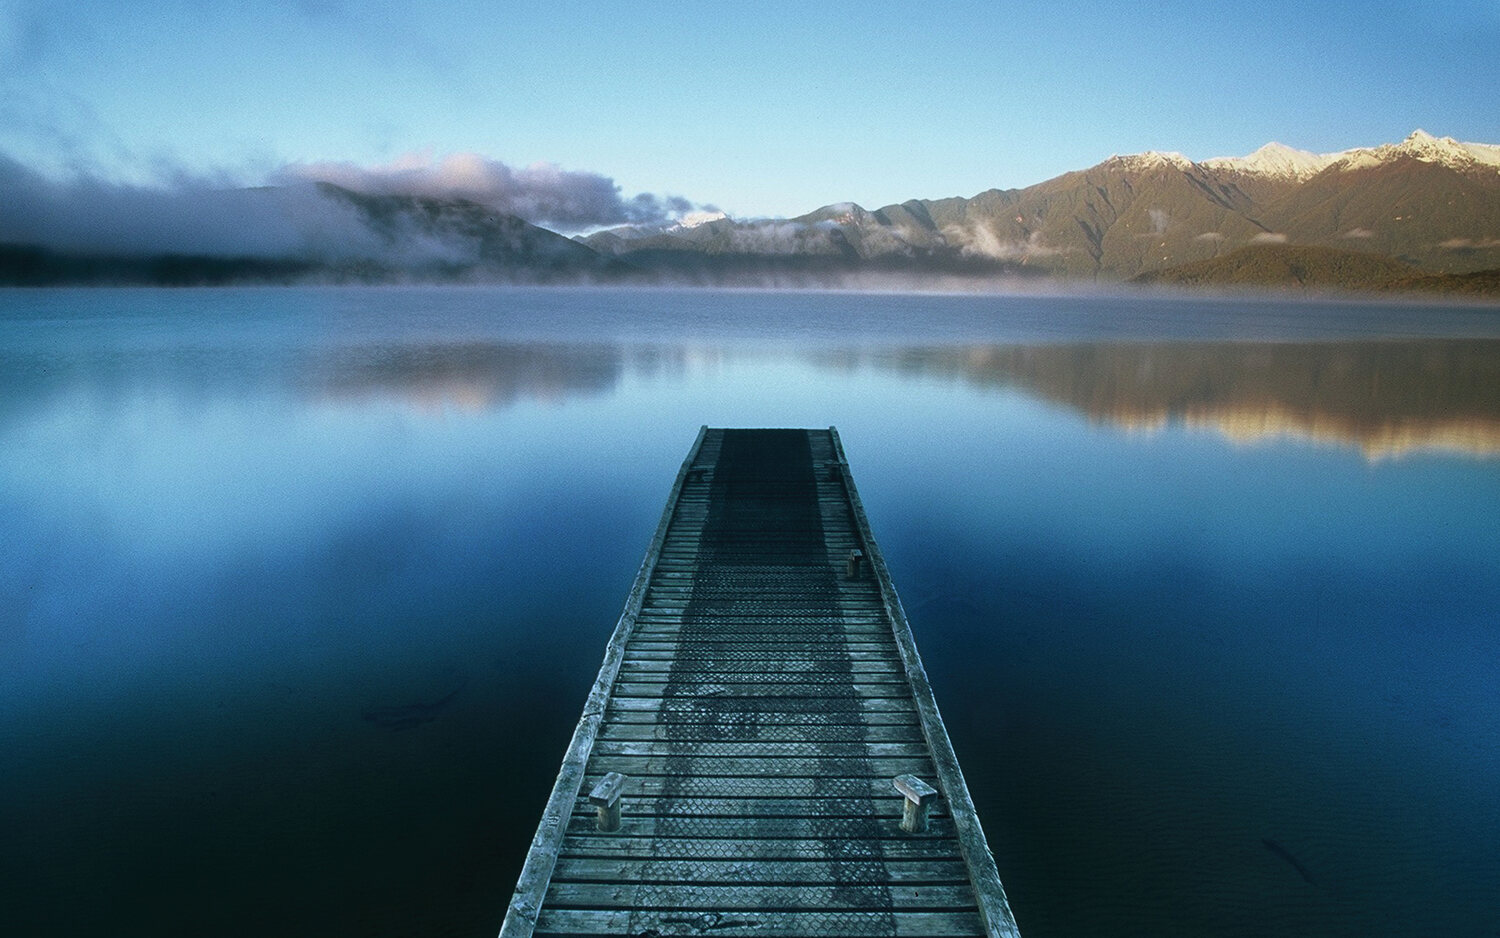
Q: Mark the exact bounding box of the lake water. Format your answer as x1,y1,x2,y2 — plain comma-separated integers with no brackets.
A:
2,286,1498,938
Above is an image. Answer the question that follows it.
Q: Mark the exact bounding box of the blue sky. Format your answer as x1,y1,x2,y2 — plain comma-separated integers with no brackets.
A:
2,0,1498,223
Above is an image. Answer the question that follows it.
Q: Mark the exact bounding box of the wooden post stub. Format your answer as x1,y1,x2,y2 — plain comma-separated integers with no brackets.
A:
588,772,627,832
894,774,938,833
846,549,865,580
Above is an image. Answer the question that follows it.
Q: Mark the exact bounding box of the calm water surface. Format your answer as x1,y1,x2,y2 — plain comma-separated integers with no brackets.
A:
2,287,1498,937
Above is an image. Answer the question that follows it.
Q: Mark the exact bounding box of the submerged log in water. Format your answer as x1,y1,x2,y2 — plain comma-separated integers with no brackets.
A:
361,684,465,730
1262,838,1317,886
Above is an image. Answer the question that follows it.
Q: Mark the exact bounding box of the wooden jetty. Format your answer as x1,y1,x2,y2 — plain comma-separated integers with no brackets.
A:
502,427,1021,938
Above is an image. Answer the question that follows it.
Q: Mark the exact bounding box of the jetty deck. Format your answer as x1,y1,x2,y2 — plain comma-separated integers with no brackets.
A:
502,427,1020,938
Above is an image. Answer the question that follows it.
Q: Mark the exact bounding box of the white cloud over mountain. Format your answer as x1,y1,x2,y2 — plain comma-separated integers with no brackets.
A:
276,153,698,231
0,149,707,261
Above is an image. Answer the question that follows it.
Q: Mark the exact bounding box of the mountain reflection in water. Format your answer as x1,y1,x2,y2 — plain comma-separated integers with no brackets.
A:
307,338,1500,459
835,340,1500,459
3,288,1496,938
310,343,634,412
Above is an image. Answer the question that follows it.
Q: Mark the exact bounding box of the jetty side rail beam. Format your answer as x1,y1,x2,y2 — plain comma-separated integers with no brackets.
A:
499,425,709,938
829,426,1023,938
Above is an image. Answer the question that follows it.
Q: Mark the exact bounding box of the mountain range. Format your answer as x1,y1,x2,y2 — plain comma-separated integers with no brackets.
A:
3,131,1498,293
581,130,1500,289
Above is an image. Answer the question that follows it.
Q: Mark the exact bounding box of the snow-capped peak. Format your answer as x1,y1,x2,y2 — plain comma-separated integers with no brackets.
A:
1395,128,1464,159
1317,130,1500,174
671,210,728,230
1200,131,1500,180
1202,142,1335,180
1382,129,1500,170
1104,150,1194,172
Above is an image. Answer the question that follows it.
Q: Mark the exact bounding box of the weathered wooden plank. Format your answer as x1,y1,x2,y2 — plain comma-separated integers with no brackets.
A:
611,682,915,698
621,659,901,671
624,641,895,653
534,908,987,937
606,695,916,714
633,608,888,617
543,881,978,911
619,654,904,668
613,672,910,685
642,596,867,604
645,569,875,581
641,595,889,605
577,774,927,798
633,620,893,631
604,708,920,727
623,648,898,660
505,429,1015,938
612,654,894,669
569,795,949,820
654,546,875,555
630,612,892,622
628,627,895,637
625,640,895,650
629,622,896,633
617,664,906,675
562,813,959,841
627,634,898,645
550,857,973,885
597,723,923,742
645,590,876,597
651,569,885,581
624,637,898,649
630,607,884,616
612,671,911,685
618,659,904,673
573,798,948,816
590,740,932,759
640,599,891,610
643,587,881,600
583,755,937,779
556,836,965,862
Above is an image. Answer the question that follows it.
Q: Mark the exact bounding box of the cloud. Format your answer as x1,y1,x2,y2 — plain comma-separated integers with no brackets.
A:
1194,231,1227,242
1438,237,1500,250
1250,232,1289,244
949,224,1064,261
727,220,819,254
0,149,708,266
1,153,299,256
1148,208,1170,234
0,152,483,264
277,153,696,231
0,5,137,175
1341,228,1376,239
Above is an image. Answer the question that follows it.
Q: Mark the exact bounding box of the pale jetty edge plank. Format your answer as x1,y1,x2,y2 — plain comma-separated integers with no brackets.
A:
501,427,1022,938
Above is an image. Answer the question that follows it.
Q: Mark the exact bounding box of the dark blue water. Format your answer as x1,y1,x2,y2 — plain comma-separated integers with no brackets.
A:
2,287,1498,937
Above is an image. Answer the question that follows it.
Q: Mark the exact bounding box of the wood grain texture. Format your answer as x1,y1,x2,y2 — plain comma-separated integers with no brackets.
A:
501,428,1021,938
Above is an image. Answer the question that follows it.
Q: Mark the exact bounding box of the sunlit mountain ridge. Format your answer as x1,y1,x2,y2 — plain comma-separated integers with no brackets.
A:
3,131,1498,291
581,131,1500,289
